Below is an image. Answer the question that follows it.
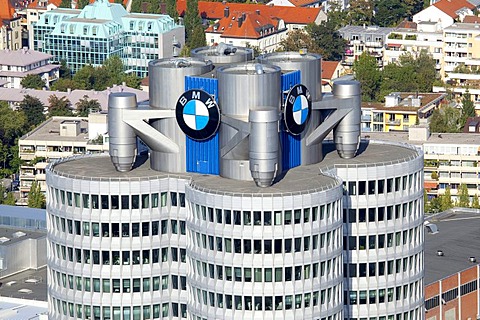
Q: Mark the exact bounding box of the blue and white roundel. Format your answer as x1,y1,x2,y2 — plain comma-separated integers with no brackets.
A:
293,95,309,125
176,89,221,141
183,100,209,130
284,84,312,135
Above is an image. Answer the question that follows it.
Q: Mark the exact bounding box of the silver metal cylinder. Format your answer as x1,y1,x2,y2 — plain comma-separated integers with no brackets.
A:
191,44,254,64
333,80,361,159
249,108,279,187
108,92,138,172
148,58,214,173
257,51,323,165
216,63,282,181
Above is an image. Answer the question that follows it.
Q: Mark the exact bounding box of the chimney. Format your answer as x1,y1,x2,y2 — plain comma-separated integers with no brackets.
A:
238,16,243,28
256,9,260,15
224,6,229,18
160,3,166,14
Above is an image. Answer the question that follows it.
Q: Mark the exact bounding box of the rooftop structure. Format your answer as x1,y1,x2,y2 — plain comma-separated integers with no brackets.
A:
0,48,59,89
45,50,424,320
32,0,184,76
0,297,48,319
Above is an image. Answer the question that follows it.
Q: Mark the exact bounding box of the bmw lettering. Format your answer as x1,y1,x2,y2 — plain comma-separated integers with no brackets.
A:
175,89,221,140
284,84,312,135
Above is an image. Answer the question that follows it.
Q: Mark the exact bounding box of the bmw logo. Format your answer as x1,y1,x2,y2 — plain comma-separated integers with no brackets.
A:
176,89,221,140
284,84,312,135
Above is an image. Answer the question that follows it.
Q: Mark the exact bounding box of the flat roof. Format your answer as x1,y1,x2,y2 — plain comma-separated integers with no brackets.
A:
0,226,46,246
0,267,47,302
20,116,90,143
364,131,480,146
424,210,480,284
50,140,420,194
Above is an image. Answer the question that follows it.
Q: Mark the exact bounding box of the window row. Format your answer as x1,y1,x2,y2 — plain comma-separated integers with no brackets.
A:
190,257,340,283
191,285,340,311
51,269,186,293
344,226,421,251
346,280,422,305
346,308,422,320
50,215,186,237
192,228,341,255
51,297,186,320
344,172,420,196
345,253,422,278
51,243,186,266
344,199,420,223
191,200,341,226
50,188,186,210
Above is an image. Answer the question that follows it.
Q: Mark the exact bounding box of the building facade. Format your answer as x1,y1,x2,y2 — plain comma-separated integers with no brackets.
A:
31,0,184,77
45,51,424,320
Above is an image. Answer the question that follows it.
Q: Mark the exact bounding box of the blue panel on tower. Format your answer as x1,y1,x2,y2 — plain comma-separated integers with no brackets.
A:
281,70,301,171
184,76,219,175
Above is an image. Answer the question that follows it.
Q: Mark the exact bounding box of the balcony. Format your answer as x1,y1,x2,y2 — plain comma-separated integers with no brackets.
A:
361,115,372,122
386,119,401,125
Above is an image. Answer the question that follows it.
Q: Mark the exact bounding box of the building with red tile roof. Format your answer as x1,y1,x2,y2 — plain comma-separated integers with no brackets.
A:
463,15,480,23
413,0,478,29
321,60,345,92
205,9,287,52
265,0,322,8
177,0,326,31
0,0,22,50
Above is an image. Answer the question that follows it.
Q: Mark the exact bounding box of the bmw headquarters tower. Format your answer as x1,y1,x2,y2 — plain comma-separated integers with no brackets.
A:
46,47,425,320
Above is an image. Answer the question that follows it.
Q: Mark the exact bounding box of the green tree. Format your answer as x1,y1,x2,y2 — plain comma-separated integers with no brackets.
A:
131,0,141,12
2,192,16,205
72,64,96,90
58,59,72,79
306,21,346,61
21,75,46,89
461,89,475,126
458,184,470,208
424,189,430,213
51,78,81,92
103,55,124,85
59,0,71,8
472,194,480,209
188,25,206,50
374,0,408,27
440,187,453,211
345,0,373,25
326,1,348,29
19,95,46,129
48,95,73,117
76,96,101,117
429,106,462,133
166,0,179,21
77,0,89,9
27,181,46,209
8,145,23,174
184,0,202,42
279,29,321,53
0,101,26,145
353,52,381,101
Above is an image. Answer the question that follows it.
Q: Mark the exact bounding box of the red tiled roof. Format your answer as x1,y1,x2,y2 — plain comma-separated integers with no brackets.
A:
28,0,62,9
433,0,475,19
288,0,319,7
396,20,417,29
0,0,16,19
463,15,480,23
88,0,128,7
177,0,322,25
206,11,280,39
321,61,339,80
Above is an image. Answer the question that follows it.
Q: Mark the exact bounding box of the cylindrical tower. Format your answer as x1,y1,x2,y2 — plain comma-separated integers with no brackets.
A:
185,167,344,320
148,58,214,173
46,155,190,320
257,52,323,165
190,44,254,64
216,63,282,181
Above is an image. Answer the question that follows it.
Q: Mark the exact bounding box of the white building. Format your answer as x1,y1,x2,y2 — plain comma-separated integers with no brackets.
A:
0,48,59,89
413,0,476,29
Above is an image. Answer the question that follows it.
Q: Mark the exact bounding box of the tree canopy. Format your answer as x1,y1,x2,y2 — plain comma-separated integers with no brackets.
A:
21,75,46,90
353,52,381,102
184,0,202,42
429,105,462,133
48,95,73,117
19,95,46,130
76,96,101,117
27,181,45,209
279,30,321,53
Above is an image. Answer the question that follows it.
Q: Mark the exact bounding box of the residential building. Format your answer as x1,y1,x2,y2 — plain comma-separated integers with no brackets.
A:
45,52,424,320
266,0,322,8
321,60,346,93
0,0,23,50
18,114,109,206
383,21,443,72
205,10,288,53
361,92,446,132
413,0,477,29
338,25,394,67
0,48,59,88
176,1,327,33
0,84,149,109
32,0,184,76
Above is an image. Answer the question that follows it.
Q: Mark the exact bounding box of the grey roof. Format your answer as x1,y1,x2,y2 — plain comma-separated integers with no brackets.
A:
50,140,419,195
0,267,48,302
467,0,480,7
0,226,46,247
338,25,394,36
20,116,91,142
0,48,53,67
424,210,480,284
0,64,59,78
363,131,480,146
0,85,149,110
